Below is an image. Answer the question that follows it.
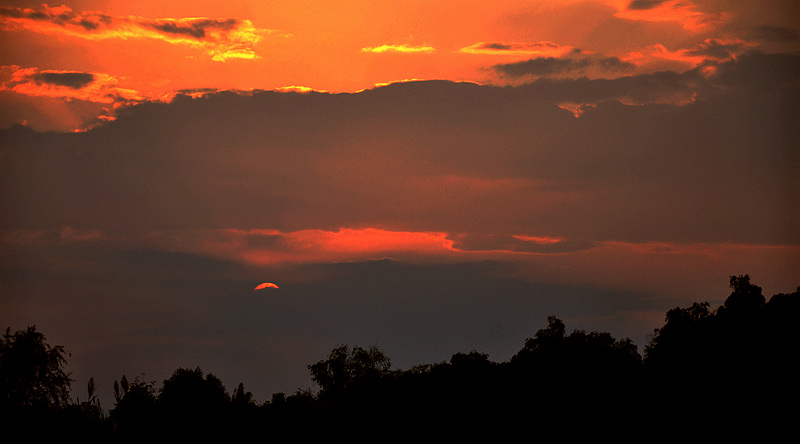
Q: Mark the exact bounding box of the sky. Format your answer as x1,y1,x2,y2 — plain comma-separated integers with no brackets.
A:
1,0,799,406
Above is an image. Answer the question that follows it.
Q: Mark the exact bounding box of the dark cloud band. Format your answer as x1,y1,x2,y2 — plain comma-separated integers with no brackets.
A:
32,71,95,89
493,55,635,78
627,0,670,10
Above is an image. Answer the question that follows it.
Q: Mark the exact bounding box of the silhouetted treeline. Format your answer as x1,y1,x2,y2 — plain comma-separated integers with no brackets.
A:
2,275,798,442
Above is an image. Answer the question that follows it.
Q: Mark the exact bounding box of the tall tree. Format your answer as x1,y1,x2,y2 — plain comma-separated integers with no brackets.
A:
308,345,391,393
0,326,72,408
157,367,230,439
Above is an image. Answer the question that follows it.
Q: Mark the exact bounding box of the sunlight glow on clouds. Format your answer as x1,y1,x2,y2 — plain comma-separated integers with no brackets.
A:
0,4,273,62
639,39,756,67
613,0,728,31
142,227,600,268
213,228,458,265
274,85,329,93
361,44,436,54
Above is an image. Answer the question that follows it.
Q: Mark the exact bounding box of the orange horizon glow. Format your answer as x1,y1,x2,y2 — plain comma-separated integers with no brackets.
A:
129,226,800,271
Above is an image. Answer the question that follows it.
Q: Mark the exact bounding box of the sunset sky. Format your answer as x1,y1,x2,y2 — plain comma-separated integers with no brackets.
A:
2,1,799,405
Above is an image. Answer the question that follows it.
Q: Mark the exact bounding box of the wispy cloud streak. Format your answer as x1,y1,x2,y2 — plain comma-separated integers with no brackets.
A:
458,41,572,57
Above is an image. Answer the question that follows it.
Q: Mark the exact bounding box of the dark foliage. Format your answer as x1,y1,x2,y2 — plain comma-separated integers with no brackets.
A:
3,275,798,442
1,326,113,441
643,275,799,438
109,374,158,442
0,326,72,408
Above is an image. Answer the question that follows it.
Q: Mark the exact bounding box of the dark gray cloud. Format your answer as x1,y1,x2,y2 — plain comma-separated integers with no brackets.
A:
147,19,239,39
31,71,95,89
596,55,637,71
0,5,237,37
493,55,635,78
627,0,670,10
484,43,513,50
494,57,591,77
709,50,800,92
750,25,800,42
683,39,749,60
0,5,113,31
465,41,562,52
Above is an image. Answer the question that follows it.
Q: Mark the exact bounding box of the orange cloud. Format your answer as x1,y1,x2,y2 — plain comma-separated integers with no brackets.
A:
623,38,755,74
361,44,435,54
59,227,105,242
613,0,728,31
0,5,273,61
142,227,601,268
147,228,471,266
512,235,564,245
244,228,457,264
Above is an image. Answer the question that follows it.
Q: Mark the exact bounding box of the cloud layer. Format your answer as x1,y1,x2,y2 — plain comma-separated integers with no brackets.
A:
3,51,798,249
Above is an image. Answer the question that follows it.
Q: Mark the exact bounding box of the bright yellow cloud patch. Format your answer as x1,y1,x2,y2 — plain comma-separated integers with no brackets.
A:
361,44,436,54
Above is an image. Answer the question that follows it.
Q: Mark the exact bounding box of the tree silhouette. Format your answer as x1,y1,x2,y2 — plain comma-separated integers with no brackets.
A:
719,274,765,320
308,344,391,393
109,374,158,441
506,315,644,437
641,275,800,438
3,275,797,441
157,367,231,439
643,301,714,370
512,315,642,374
0,325,72,408
231,382,254,406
